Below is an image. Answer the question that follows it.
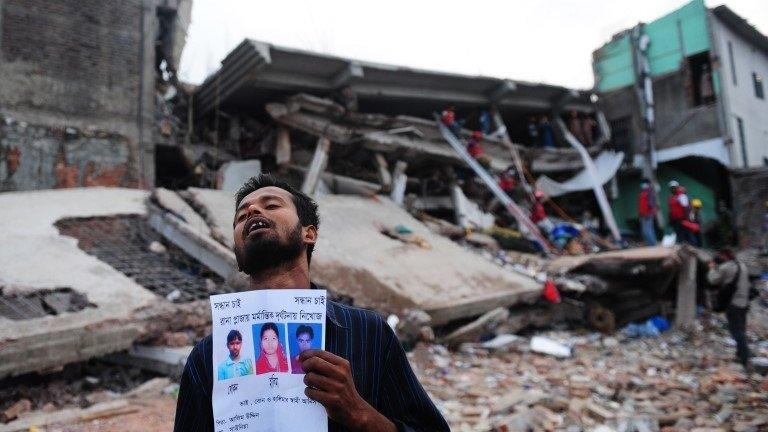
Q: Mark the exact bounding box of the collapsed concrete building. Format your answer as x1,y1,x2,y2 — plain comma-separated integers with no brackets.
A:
0,2,758,402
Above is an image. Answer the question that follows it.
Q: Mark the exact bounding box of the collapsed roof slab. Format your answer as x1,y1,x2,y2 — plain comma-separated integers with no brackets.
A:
194,39,595,121
187,189,543,325
546,245,681,275
0,188,158,379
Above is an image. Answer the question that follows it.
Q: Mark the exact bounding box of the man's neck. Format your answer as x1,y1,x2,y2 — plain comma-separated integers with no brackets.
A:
249,259,311,290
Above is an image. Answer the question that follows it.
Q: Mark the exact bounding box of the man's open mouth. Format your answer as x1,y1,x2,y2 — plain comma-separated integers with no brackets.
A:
244,217,273,238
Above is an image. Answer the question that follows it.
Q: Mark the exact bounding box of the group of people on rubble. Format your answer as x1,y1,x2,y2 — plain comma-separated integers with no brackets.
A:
639,178,759,370
638,178,705,247
442,104,757,371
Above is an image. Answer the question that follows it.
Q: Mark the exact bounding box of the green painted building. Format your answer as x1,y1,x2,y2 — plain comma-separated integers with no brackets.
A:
589,0,762,245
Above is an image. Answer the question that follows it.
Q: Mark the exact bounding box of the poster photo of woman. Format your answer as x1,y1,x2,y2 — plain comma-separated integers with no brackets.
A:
252,322,289,374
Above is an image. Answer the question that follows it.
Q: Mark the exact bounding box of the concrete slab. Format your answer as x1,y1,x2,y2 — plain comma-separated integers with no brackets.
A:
152,187,212,238
311,195,542,324
0,188,159,378
546,246,679,274
187,187,237,249
217,159,261,193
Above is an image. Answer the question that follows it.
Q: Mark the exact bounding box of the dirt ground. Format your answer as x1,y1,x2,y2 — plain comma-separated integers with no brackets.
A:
45,396,176,432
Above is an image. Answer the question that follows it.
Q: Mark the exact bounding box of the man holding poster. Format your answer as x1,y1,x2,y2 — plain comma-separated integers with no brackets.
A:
174,174,448,432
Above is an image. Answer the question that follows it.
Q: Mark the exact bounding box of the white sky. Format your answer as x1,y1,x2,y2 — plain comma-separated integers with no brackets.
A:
179,0,768,90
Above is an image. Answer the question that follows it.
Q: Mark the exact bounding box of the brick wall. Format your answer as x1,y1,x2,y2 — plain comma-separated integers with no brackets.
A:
0,118,135,191
0,0,155,188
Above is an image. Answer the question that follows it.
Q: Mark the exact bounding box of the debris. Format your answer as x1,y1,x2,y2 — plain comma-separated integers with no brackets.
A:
148,241,167,254
124,378,173,399
165,289,182,302
481,334,521,351
441,307,510,347
530,336,572,358
105,345,192,378
1,399,31,423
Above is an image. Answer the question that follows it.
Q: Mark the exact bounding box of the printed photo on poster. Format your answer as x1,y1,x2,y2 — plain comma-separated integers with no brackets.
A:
287,322,322,374
252,322,290,374
217,329,254,381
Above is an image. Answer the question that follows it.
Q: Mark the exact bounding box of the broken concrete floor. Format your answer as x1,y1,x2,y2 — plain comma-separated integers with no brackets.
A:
0,188,223,379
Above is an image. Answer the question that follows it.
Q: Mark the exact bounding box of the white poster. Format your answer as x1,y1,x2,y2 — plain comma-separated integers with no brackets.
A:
210,289,328,432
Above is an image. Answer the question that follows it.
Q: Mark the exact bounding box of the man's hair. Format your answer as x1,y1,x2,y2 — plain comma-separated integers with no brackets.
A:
260,322,280,339
718,247,735,261
296,324,314,340
235,174,320,265
227,329,242,344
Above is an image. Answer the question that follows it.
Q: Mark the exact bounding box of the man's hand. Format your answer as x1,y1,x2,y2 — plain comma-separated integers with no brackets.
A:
300,350,396,432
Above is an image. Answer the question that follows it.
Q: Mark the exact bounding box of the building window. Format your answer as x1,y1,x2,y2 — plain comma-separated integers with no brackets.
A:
687,53,715,106
754,72,765,99
736,117,748,168
727,41,737,86
609,116,633,156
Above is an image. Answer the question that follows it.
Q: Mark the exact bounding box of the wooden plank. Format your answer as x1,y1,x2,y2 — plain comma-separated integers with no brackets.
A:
301,136,331,195
674,252,697,329
390,161,408,205
374,153,392,192
275,126,292,170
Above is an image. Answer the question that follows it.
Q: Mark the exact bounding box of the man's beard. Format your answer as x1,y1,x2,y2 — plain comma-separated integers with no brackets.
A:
235,221,304,276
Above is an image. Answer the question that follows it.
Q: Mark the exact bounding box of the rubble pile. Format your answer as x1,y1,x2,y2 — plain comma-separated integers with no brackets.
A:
0,360,163,424
408,304,768,432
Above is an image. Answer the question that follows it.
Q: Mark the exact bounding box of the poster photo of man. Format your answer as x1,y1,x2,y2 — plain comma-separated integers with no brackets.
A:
217,329,254,381
287,323,322,374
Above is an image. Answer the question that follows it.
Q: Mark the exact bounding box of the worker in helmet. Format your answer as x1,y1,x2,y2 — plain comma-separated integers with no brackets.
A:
690,198,703,247
667,180,694,244
466,131,491,168
467,131,484,158
530,190,554,235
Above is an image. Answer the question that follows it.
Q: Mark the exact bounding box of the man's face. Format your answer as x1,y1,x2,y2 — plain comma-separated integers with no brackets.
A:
297,332,312,352
227,338,242,358
232,187,316,275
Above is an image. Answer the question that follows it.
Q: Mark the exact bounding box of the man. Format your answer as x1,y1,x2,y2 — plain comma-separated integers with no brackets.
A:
291,325,314,374
466,131,484,159
527,116,539,147
638,178,657,246
707,248,752,368
567,110,586,144
539,116,555,148
440,106,462,137
217,330,253,380
690,198,703,247
667,180,692,244
762,201,768,255
174,174,448,432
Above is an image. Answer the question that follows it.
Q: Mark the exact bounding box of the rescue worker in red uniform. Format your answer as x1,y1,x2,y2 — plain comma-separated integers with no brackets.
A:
667,180,695,244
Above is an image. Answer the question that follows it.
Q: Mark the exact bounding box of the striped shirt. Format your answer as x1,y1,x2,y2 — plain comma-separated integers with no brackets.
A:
174,289,449,432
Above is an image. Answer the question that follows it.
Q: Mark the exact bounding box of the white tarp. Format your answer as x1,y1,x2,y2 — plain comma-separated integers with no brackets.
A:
218,159,262,192
535,151,625,198
633,137,730,168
